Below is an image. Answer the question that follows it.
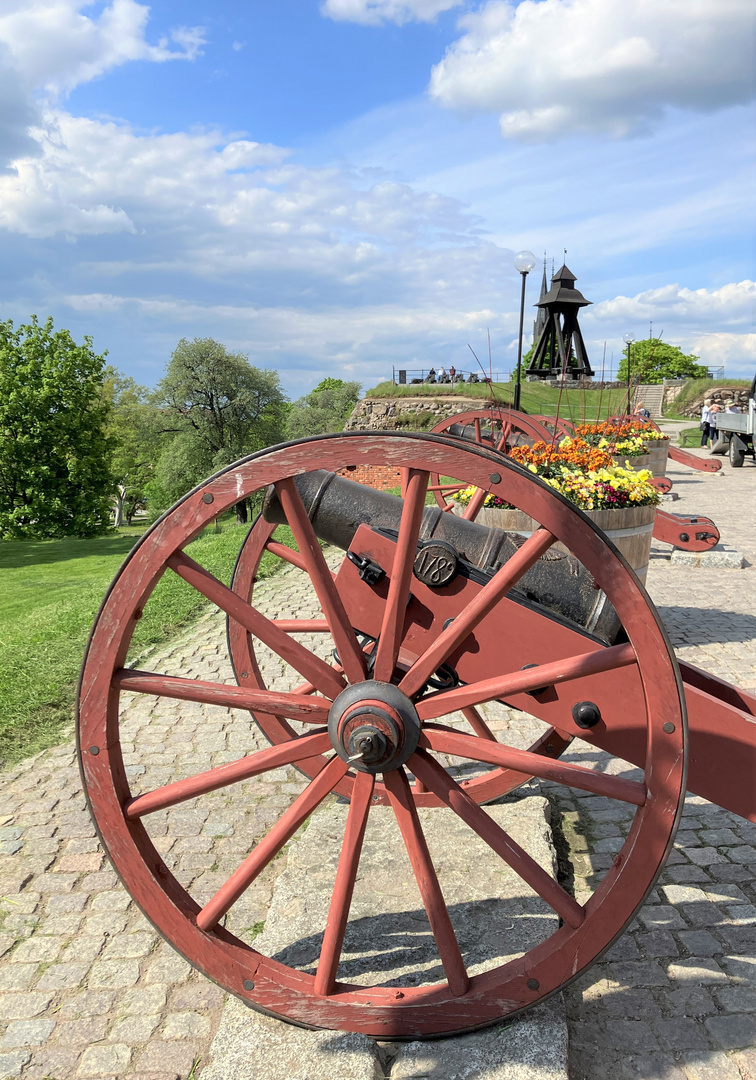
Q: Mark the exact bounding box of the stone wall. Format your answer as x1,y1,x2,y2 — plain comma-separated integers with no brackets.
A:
344,395,484,431
677,385,752,418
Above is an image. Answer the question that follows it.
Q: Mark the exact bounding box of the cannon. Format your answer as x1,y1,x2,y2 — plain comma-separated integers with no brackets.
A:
429,407,721,553
78,431,755,1040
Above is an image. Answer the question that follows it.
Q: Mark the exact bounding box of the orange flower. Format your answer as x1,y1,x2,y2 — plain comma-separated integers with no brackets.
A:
509,439,614,474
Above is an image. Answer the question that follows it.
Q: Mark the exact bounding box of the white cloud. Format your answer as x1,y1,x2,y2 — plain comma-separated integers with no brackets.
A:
583,281,756,374
429,0,755,139
690,332,756,367
322,0,460,26
0,112,291,238
590,281,756,330
0,1,205,97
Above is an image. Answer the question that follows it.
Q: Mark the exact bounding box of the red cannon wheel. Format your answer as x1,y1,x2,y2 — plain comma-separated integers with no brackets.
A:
78,432,686,1038
428,408,553,516
533,415,576,439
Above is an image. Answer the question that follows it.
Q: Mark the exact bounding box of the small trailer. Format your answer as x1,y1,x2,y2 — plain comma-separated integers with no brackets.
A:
712,374,756,467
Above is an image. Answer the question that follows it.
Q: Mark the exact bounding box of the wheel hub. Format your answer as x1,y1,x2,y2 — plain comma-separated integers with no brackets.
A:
328,681,421,774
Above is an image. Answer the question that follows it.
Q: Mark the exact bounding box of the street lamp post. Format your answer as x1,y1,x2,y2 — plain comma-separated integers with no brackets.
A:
623,332,636,415
513,251,537,411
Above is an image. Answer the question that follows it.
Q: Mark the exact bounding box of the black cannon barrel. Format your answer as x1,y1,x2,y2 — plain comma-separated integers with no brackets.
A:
447,422,494,443
262,470,620,643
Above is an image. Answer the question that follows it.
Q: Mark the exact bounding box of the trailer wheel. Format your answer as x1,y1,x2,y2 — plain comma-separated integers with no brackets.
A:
729,436,746,468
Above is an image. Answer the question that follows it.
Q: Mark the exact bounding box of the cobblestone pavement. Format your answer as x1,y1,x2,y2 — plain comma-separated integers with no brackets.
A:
0,445,754,1079
560,446,756,1080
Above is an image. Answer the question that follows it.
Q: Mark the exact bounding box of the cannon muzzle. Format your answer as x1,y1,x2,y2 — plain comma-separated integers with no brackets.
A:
262,471,621,642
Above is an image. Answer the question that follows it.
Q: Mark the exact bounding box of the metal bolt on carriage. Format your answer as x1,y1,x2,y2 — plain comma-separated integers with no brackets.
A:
78,427,756,1040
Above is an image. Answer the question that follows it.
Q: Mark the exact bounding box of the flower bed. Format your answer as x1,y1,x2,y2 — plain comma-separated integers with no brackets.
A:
454,440,660,512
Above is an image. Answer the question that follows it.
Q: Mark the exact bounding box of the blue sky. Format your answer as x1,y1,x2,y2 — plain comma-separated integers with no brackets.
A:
0,0,754,398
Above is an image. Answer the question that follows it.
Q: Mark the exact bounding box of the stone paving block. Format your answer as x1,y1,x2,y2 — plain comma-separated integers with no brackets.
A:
715,985,756,1013
35,962,91,990
120,986,169,1016
667,958,728,984
653,1017,710,1052
637,930,679,958
704,1012,756,1050
609,960,671,987
131,1041,199,1075
0,1018,55,1049
669,547,745,568
77,1042,132,1075
680,1052,743,1080
57,990,116,1018
88,959,141,989
54,1016,109,1045
0,1050,31,1079
677,930,721,956
392,1001,567,1080
109,1014,161,1043
663,985,718,1018
0,992,53,1021
202,999,376,1080
0,966,37,992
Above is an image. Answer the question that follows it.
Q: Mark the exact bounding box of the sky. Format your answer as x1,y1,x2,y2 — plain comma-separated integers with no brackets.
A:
0,0,754,399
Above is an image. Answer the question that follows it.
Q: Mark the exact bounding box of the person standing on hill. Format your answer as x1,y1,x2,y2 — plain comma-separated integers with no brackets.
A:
700,398,712,446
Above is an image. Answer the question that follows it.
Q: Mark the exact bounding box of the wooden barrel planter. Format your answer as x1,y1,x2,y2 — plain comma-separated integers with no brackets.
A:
612,452,652,472
469,504,657,584
643,440,669,477
612,443,669,478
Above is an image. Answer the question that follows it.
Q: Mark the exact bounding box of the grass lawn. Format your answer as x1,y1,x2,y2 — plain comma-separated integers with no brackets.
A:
365,380,633,421
0,519,296,768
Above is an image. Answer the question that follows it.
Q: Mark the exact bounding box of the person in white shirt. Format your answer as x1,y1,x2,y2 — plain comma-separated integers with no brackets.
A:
700,398,712,446
437,365,446,382
725,399,740,413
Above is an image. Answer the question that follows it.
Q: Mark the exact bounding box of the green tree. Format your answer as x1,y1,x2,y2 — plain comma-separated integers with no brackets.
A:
617,338,707,383
103,368,163,527
150,338,287,519
286,378,361,439
0,316,113,539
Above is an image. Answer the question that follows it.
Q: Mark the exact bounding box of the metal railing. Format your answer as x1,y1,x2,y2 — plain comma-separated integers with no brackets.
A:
391,367,507,386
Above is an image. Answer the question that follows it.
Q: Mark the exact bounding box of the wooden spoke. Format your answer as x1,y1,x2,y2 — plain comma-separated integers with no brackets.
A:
494,428,509,453
416,642,637,721
125,731,333,819
409,750,585,929
265,540,309,572
273,620,331,633
399,528,557,699
167,550,345,699
461,485,488,522
383,769,469,997
314,771,375,997
196,755,349,932
113,669,331,724
428,484,466,495
275,478,367,684
461,706,498,742
420,728,646,806
373,469,429,683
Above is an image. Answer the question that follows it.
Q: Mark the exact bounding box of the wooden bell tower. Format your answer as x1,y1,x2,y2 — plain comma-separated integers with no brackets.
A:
526,264,593,380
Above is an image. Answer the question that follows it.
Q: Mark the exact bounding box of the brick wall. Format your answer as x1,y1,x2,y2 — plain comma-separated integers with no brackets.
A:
337,464,402,490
